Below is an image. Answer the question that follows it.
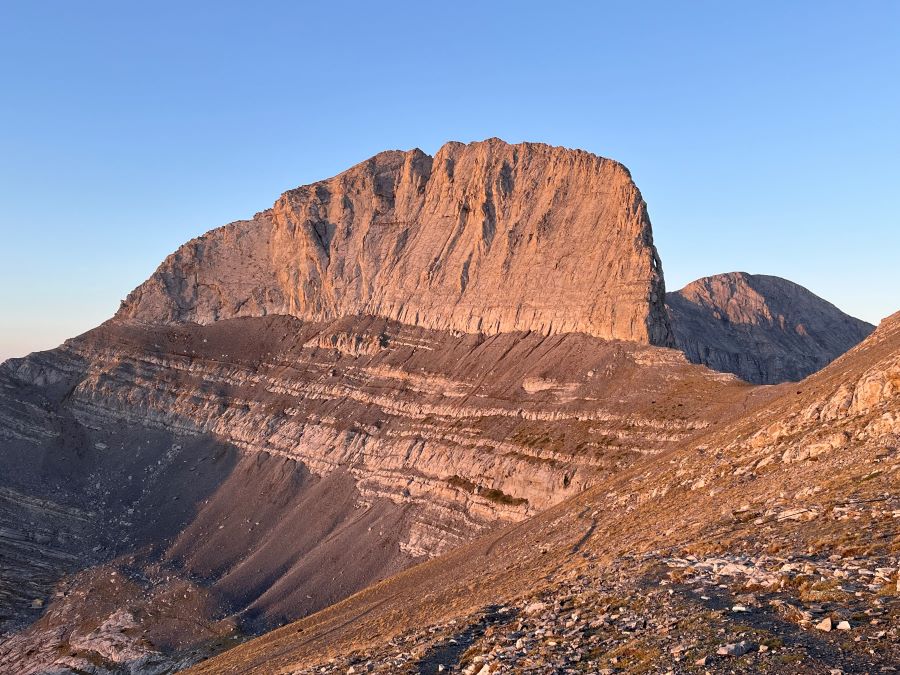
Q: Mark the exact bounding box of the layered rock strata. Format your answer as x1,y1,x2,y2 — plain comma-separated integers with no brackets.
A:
184,312,900,675
0,314,760,671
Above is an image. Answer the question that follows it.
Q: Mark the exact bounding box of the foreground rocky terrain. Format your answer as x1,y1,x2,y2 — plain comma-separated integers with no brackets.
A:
188,310,900,674
0,139,887,673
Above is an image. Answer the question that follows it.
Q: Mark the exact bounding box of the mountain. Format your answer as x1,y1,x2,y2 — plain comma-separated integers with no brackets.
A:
667,272,874,384
120,138,672,346
0,140,891,673
186,311,900,674
0,140,721,672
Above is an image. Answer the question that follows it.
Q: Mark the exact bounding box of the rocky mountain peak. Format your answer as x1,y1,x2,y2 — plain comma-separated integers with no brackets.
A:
118,139,673,346
667,271,874,384
2,139,896,674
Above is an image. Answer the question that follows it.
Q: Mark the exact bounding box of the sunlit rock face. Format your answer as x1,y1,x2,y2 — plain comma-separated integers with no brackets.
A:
119,139,673,346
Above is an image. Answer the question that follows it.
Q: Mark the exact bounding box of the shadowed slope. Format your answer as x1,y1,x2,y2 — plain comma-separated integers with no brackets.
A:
668,272,874,384
187,312,900,674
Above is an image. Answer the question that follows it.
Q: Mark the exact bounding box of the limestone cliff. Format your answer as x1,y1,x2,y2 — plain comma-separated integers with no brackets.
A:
667,272,874,384
119,139,673,346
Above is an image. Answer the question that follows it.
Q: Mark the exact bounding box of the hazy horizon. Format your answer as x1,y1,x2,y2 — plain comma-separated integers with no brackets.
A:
2,1,898,361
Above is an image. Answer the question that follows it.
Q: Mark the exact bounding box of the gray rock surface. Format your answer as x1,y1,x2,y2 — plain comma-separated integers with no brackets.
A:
667,272,874,384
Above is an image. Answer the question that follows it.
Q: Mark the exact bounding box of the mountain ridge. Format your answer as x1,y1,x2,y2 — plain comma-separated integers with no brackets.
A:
0,140,893,674
667,271,874,384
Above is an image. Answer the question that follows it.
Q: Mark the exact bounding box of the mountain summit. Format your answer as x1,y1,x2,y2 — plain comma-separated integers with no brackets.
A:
119,139,673,346
667,272,874,383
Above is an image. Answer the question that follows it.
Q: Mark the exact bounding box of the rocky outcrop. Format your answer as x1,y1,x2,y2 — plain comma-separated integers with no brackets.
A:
119,139,673,346
735,310,900,466
667,272,874,384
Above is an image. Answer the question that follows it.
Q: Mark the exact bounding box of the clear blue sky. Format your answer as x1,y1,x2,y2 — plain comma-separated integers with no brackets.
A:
2,1,898,361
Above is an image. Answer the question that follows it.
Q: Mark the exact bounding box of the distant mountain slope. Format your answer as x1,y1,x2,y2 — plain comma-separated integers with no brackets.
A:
667,272,874,384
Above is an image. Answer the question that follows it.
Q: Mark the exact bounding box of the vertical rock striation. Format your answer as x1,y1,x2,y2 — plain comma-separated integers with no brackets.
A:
119,139,673,346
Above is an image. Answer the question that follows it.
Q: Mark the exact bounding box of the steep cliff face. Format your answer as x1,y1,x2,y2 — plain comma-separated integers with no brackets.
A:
119,139,673,346
667,272,874,384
